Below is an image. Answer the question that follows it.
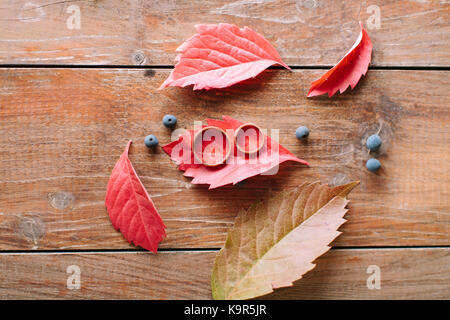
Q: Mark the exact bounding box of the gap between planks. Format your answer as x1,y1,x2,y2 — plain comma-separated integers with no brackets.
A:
0,65,449,70
2,246,450,255
0,247,448,299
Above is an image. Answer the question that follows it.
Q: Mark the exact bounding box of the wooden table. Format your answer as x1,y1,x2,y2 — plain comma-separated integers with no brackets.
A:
0,0,449,300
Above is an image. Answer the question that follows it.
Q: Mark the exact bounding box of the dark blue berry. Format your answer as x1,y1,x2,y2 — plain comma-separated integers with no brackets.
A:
144,134,158,148
366,134,382,151
295,126,310,139
163,114,177,128
366,158,381,172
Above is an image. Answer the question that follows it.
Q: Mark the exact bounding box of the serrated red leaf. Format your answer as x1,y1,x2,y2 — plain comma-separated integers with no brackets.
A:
162,116,309,189
307,22,373,97
159,23,290,90
105,140,166,253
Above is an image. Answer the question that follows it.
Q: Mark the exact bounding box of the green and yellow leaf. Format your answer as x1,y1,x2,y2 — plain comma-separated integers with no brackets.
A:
211,181,359,300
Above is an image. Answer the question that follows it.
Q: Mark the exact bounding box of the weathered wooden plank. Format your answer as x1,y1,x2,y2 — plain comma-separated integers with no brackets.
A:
0,68,449,250
0,248,448,299
261,248,450,300
0,0,448,66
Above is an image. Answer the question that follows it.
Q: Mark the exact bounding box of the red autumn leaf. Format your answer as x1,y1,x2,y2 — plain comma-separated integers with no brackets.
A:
162,116,309,189
307,22,373,97
105,140,166,253
159,23,290,90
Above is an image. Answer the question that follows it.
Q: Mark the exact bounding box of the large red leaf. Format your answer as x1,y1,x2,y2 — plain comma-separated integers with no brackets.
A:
307,22,373,97
162,116,309,189
159,23,290,90
105,140,166,253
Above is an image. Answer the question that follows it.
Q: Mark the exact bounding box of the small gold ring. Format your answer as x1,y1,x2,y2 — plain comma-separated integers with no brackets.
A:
234,123,265,155
192,126,232,167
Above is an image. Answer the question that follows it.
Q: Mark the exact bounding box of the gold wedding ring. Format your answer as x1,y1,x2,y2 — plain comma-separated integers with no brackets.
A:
234,123,264,155
192,126,232,166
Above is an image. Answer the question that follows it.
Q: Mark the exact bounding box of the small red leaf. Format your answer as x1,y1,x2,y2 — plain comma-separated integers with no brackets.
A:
162,116,309,189
105,140,166,253
159,23,290,90
308,22,373,97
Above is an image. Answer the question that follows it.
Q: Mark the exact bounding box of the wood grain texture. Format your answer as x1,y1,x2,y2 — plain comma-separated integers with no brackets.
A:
0,248,448,299
0,0,448,66
0,68,448,250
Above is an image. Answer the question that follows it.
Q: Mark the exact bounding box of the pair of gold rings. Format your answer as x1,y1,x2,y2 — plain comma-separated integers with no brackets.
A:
192,123,265,167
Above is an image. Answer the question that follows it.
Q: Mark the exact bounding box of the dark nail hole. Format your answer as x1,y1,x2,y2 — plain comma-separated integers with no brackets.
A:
144,69,155,77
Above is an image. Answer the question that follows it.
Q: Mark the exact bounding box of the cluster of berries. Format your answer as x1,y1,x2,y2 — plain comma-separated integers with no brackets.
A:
144,114,177,148
365,134,382,172
295,125,383,173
